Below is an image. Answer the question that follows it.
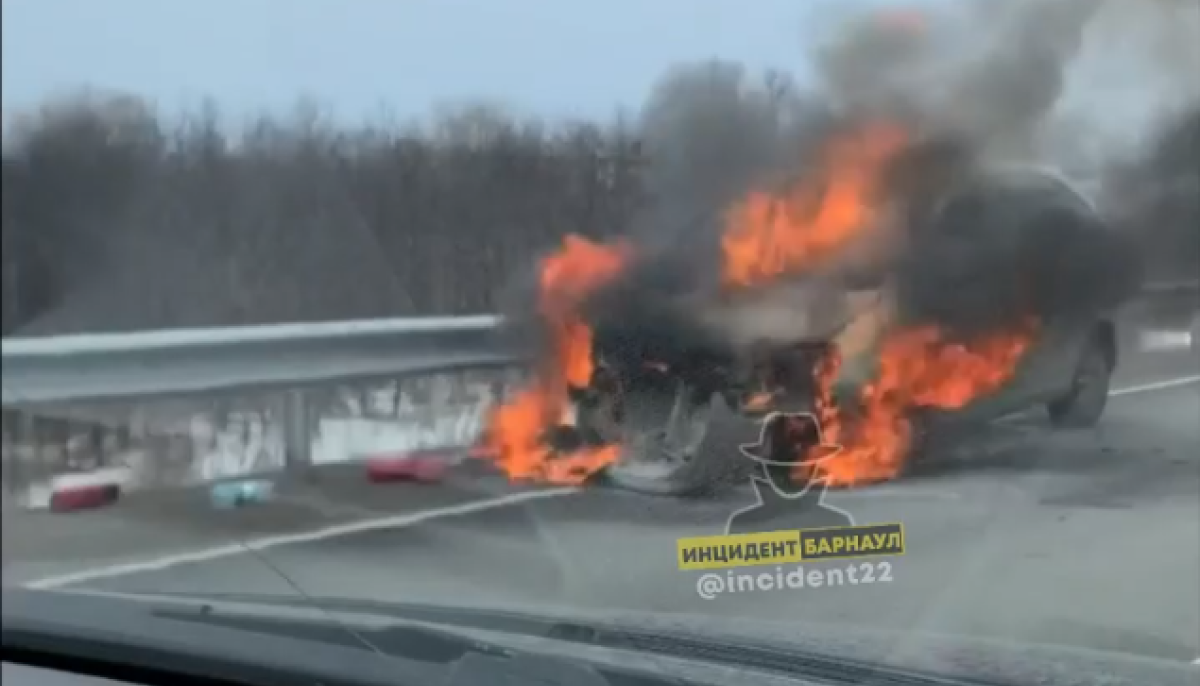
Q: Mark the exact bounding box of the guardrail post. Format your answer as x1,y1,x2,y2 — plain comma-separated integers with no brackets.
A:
1,409,24,505
282,389,312,475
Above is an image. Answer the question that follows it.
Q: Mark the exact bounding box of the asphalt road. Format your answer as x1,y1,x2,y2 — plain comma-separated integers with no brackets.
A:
5,358,1199,668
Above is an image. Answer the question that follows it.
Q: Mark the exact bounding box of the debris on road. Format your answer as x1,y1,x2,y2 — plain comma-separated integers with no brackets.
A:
210,479,275,509
48,470,126,513
363,450,454,483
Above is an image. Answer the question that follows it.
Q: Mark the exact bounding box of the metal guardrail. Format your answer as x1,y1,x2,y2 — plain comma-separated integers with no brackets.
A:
1,317,524,491
1,315,503,355
1138,280,1200,296
2,280,1196,406
1,315,519,405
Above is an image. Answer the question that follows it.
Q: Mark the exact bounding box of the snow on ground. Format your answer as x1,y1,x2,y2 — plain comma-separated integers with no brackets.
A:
10,407,487,510
3,376,501,509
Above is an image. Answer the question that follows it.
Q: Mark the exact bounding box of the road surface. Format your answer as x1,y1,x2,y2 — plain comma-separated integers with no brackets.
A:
4,358,1198,667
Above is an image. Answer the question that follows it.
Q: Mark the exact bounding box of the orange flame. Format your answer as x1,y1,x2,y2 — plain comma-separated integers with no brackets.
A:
479,235,629,484
715,121,1037,487
799,321,1038,487
721,123,907,288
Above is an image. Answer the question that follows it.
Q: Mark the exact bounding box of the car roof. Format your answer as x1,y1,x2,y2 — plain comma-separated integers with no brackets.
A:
974,163,1100,214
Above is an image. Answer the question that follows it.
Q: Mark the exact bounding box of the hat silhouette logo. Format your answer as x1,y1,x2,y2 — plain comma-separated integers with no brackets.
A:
724,411,857,536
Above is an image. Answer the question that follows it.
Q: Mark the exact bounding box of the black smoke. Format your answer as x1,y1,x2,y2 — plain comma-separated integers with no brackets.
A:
503,1,1182,383
885,134,1141,337
1105,103,1200,283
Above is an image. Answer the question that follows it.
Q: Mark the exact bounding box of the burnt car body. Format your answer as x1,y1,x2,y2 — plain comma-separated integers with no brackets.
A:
557,165,1127,495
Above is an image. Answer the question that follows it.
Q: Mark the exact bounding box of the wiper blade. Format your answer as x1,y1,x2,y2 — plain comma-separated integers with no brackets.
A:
162,592,1004,685
543,623,1000,686
148,596,690,686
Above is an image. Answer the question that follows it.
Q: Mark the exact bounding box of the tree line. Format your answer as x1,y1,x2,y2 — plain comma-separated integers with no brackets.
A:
3,60,1192,337
0,96,652,335
0,61,826,336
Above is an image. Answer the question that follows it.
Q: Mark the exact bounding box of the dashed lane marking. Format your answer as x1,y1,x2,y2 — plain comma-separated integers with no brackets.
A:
1110,375,1200,396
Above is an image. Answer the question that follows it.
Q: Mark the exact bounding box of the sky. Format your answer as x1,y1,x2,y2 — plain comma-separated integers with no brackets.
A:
2,0,863,123
2,0,1189,139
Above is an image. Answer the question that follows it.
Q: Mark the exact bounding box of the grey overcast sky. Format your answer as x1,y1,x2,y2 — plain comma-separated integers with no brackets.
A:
2,0,1185,135
2,0,879,122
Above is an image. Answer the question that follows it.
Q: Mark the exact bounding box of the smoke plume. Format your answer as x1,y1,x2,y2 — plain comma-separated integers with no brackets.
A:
509,0,1188,375
886,134,1138,337
1105,101,1200,282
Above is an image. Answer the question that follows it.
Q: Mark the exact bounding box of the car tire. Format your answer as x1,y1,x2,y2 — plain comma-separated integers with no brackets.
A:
1191,312,1200,356
897,412,942,474
1047,340,1111,429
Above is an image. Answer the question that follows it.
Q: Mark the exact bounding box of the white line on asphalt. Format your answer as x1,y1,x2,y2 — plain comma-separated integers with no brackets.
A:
1192,656,1199,666
1110,375,1200,396
23,487,578,590
829,488,963,501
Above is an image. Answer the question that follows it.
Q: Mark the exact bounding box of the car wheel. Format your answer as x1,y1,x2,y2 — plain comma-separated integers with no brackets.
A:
1047,340,1111,429
897,412,942,474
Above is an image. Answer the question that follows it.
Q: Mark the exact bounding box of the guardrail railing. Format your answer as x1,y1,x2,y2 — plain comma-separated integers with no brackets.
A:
1138,279,1200,296
1,315,525,505
2,315,519,405
6,280,1194,403
1,315,504,356
1,366,527,510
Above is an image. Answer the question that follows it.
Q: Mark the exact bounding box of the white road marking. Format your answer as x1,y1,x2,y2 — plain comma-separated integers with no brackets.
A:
21,373,1200,591
1110,375,1200,397
1192,656,1200,666
829,488,963,501
23,487,578,590
1138,330,1193,351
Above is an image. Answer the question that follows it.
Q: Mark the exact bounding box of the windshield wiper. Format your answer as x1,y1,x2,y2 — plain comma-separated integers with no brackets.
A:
5,589,692,686
159,592,1009,686
147,600,692,686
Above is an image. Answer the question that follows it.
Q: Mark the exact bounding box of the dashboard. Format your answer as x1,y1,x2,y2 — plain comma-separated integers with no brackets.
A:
4,663,137,686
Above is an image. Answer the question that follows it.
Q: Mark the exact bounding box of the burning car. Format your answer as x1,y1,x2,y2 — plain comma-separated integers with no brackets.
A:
477,127,1134,496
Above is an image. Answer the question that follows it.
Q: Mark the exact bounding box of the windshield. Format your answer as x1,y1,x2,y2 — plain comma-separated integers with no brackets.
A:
3,0,1198,681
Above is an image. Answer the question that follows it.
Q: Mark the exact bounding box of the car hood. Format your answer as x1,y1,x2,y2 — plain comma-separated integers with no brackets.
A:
698,281,887,349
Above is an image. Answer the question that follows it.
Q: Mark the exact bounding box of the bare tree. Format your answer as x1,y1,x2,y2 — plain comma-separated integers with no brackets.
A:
2,92,646,334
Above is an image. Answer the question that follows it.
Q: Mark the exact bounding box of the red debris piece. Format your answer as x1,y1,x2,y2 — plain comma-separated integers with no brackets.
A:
364,451,451,483
50,483,121,513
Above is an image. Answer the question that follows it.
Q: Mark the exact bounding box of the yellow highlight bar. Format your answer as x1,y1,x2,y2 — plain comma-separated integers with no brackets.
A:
677,530,802,570
677,523,906,570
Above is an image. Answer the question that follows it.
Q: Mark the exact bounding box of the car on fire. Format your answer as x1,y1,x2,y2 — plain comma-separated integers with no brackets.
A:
550,164,1129,496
